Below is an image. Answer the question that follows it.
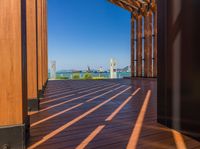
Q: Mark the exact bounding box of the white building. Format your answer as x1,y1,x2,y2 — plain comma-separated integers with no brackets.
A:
110,58,117,79
50,61,56,79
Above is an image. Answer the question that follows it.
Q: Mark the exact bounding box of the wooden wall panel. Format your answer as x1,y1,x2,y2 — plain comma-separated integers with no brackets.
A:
136,15,142,77
0,0,27,126
27,0,38,99
158,0,200,141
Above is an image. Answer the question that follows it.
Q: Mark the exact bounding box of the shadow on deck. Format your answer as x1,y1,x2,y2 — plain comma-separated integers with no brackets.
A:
28,79,200,149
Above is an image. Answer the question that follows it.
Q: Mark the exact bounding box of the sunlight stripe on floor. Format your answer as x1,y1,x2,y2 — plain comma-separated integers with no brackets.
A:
172,129,187,149
31,85,124,127
45,83,108,95
30,84,120,115
86,85,125,103
76,125,106,149
46,83,116,98
106,88,141,121
75,88,141,149
46,83,116,95
28,87,131,149
40,94,75,105
126,90,152,149
31,103,83,127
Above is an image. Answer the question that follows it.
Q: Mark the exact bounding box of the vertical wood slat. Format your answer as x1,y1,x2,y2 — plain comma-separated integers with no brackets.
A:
136,15,142,77
131,14,135,77
42,0,48,87
45,0,48,84
0,0,27,126
37,0,43,92
153,9,158,77
26,0,38,99
144,13,149,77
41,0,45,88
144,11,153,77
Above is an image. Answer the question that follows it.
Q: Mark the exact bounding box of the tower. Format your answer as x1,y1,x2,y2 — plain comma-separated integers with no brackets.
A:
110,58,117,79
50,61,56,79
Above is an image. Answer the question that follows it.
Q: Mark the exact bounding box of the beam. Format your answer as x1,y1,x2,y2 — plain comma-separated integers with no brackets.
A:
136,15,143,77
0,0,29,148
26,0,39,111
108,0,138,12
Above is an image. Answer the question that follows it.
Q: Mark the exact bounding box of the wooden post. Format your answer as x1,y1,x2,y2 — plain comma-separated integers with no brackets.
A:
41,0,48,90
42,0,45,88
0,0,29,148
131,14,135,78
144,11,153,77
37,0,44,97
26,0,39,111
153,8,157,77
136,15,143,77
44,0,48,86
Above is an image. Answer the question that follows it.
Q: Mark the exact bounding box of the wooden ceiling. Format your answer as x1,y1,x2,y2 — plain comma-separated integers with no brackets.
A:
108,0,156,15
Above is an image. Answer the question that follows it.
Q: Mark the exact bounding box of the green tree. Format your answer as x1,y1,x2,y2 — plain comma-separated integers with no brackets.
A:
83,73,93,80
72,73,80,80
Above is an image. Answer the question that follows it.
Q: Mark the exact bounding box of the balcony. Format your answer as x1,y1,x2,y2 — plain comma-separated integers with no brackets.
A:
28,79,200,149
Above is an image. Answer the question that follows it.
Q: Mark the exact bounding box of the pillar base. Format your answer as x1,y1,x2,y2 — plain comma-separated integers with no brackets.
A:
28,98,40,111
38,89,44,98
0,116,30,149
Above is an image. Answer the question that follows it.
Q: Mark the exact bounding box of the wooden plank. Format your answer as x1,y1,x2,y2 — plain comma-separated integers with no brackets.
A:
136,15,143,77
26,0,38,99
0,0,27,125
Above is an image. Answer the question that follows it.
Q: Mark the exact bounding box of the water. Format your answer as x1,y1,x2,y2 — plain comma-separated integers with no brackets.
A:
51,71,131,79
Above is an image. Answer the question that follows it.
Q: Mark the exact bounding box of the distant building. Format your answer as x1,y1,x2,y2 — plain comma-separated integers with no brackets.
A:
110,58,117,79
87,66,91,73
50,61,56,79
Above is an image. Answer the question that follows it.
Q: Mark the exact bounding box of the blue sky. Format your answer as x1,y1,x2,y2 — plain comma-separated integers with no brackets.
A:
48,0,131,70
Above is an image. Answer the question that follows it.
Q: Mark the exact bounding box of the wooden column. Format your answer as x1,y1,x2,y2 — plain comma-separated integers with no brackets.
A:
0,0,29,148
136,15,143,77
144,11,153,77
41,0,48,89
26,0,39,111
131,14,135,78
153,8,158,77
37,0,44,97
44,0,48,86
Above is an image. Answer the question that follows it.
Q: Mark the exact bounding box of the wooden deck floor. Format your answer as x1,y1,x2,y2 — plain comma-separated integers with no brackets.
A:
28,79,200,149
